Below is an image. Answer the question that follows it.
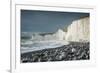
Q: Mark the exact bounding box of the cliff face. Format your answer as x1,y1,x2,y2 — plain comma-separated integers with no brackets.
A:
64,17,90,42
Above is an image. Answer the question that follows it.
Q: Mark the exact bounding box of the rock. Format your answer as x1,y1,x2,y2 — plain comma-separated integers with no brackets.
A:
21,42,90,63
65,17,90,42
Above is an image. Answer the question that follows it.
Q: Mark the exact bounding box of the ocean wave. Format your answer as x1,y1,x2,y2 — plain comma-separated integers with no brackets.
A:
21,40,69,53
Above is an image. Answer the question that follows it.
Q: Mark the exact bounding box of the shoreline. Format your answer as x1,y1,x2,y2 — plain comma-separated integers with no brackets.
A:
21,42,90,63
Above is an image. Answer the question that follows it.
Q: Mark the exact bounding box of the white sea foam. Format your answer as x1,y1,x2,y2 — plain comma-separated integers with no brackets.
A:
21,29,69,53
21,40,69,53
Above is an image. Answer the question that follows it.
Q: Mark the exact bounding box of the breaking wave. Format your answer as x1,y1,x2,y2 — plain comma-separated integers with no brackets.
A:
21,30,69,53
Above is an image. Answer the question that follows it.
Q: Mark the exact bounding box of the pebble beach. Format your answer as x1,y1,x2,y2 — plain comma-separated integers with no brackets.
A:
21,42,90,63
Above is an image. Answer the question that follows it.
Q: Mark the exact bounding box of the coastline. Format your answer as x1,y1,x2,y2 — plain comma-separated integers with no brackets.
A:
21,42,90,63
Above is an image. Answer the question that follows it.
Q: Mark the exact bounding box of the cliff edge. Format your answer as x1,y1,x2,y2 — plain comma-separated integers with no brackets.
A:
64,17,90,42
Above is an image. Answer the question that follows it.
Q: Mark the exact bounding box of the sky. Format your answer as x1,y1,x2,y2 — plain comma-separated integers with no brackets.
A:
21,10,89,33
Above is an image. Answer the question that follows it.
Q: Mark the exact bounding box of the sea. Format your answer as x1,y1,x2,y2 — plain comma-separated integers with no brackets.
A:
21,32,69,53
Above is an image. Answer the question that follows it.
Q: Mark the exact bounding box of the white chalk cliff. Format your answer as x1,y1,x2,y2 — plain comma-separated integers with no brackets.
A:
65,17,90,42
56,17,90,42
30,17,89,42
